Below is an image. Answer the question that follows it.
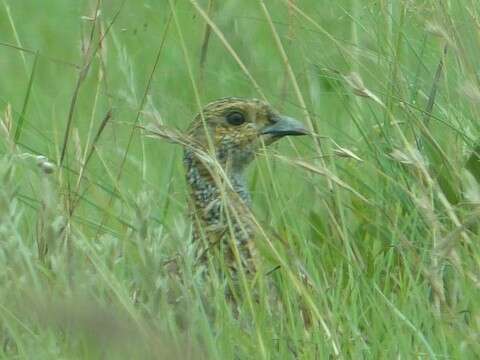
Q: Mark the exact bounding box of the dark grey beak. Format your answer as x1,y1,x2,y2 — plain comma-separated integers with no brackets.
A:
261,116,309,137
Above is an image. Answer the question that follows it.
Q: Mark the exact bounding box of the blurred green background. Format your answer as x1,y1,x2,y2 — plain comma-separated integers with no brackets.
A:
1,0,479,358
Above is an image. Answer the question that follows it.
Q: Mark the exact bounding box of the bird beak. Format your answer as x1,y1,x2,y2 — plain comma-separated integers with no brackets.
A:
261,116,309,138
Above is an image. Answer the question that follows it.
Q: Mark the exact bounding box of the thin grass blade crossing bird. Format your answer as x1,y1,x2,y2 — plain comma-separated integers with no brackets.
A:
183,97,308,291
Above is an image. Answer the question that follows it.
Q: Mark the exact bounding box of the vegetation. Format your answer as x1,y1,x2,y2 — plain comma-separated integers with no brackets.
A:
1,0,479,358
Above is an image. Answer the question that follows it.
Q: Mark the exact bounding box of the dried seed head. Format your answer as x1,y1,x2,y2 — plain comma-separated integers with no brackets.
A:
80,9,101,21
1,104,14,150
333,147,363,162
389,148,427,169
343,72,369,98
343,72,384,106
36,155,56,174
425,21,447,38
1,104,13,135
425,21,455,47
36,155,48,165
461,82,480,103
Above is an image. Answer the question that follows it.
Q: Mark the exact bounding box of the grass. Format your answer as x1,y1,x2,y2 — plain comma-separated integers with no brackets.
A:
1,0,480,358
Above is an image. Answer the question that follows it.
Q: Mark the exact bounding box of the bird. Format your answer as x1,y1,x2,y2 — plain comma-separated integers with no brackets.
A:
183,97,308,288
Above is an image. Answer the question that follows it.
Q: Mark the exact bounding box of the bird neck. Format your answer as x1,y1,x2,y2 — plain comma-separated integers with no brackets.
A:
183,148,255,245
226,171,251,205
183,149,252,209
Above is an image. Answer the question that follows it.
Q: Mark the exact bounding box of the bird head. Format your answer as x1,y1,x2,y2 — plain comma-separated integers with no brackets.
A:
186,97,309,172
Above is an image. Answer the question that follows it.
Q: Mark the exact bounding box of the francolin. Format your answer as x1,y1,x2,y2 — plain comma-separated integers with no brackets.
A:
183,97,308,287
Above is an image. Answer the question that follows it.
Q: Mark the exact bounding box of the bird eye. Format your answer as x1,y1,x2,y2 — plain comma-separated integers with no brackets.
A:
226,111,245,126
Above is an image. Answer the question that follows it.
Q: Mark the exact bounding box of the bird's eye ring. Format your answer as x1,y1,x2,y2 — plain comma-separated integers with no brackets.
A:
226,111,245,126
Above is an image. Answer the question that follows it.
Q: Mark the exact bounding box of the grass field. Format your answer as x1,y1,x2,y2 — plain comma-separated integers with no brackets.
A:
1,0,480,358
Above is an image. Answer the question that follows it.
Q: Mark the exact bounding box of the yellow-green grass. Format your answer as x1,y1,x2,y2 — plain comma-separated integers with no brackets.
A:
1,0,479,358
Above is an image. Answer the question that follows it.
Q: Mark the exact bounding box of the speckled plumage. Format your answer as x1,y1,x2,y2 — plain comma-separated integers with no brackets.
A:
183,97,308,276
